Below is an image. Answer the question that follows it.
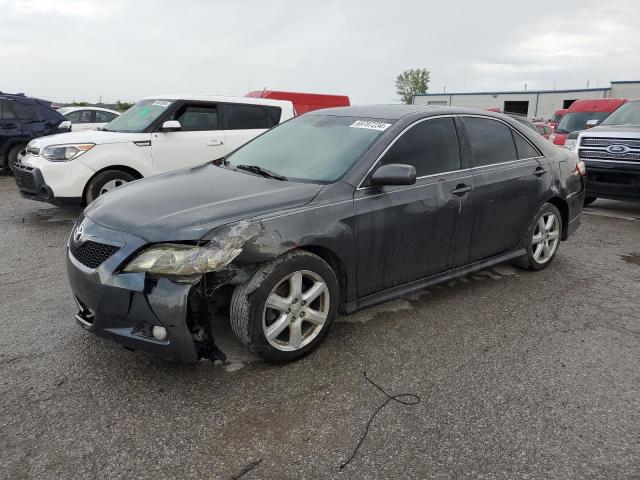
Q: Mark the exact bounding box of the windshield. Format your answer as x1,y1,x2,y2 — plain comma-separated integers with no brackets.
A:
556,111,610,133
552,112,564,123
103,99,173,133
600,101,640,126
227,115,389,183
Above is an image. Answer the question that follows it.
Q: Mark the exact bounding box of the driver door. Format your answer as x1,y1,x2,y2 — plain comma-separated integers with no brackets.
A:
151,101,226,174
353,116,474,298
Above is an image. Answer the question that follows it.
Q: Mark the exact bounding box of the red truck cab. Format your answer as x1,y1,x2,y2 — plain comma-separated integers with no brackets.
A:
549,109,567,130
551,98,628,146
246,90,350,115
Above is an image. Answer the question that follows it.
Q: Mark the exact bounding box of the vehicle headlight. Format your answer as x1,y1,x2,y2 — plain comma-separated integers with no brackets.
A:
122,242,243,277
41,143,94,162
563,139,578,152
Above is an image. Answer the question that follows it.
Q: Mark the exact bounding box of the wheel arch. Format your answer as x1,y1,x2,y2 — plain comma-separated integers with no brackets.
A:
82,165,144,204
297,245,348,304
546,196,569,240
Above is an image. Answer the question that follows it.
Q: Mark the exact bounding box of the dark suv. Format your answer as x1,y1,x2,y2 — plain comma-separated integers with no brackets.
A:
0,92,70,173
67,105,586,364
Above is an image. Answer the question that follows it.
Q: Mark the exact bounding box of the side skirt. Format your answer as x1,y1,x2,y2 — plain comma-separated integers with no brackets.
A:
341,248,527,315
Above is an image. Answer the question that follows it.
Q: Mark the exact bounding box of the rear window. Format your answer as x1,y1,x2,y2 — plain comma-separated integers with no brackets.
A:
463,117,518,167
12,101,37,121
224,104,280,130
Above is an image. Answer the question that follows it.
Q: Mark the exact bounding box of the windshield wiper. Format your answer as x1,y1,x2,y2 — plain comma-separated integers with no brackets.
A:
236,164,287,181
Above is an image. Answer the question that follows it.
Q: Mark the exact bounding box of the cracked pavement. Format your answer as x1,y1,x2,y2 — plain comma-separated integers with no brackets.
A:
0,176,639,479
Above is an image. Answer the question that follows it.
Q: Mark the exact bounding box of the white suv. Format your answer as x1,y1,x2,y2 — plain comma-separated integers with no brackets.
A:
14,94,294,206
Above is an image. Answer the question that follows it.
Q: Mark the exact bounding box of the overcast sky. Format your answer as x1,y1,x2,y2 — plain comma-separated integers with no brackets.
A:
1,0,639,105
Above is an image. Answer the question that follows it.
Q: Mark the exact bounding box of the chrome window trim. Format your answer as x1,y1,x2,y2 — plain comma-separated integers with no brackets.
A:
356,113,544,190
355,114,459,190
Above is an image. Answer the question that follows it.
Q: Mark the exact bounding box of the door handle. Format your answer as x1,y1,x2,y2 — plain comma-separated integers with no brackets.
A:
451,184,473,196
207,140,224,146
533,166,547,176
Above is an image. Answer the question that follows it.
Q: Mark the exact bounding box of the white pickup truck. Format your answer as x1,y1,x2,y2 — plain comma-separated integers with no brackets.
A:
14,94,294,206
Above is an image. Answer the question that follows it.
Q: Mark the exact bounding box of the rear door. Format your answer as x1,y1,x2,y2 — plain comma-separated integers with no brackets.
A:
461,115,544,262
354,116,474,297
222,103,281,154
151,101,225,174
0,99,22,158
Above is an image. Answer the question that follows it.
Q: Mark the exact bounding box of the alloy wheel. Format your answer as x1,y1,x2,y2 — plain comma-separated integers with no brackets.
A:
262,270,330,351
532,212,560,264
99,179,128,196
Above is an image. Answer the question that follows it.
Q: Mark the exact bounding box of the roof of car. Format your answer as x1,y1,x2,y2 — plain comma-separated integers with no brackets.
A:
306,104,517,121
143,94,293,108
58,106,120,114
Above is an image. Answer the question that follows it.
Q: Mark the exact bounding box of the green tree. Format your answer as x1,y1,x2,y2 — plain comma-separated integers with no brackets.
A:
396,68,430,104
115,100,135,112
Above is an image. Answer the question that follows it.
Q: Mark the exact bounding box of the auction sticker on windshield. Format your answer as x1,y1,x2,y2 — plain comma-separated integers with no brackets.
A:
350,120,391,131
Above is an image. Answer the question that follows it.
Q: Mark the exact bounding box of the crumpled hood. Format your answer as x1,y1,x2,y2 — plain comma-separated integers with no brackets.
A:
84,163,323,242
29,130,149,148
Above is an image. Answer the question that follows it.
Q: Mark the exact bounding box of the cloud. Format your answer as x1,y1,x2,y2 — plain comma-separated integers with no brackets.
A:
0,0,638,104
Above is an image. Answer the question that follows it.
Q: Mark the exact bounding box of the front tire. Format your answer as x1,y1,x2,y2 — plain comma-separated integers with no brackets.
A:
5,144,25,174
515,203,562,271
230,250,339,363
84,169,136,204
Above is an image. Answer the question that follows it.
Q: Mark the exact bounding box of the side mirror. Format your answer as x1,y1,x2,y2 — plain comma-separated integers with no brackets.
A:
58,120,72,131
370,163,416,186
161,120,181,132
585,119,599,128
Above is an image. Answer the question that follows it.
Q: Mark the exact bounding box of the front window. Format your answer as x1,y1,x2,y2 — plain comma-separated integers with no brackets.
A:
226,115,389,183
556,111,610,133
552,112,564,123
103,99,173,133
600,101,640,126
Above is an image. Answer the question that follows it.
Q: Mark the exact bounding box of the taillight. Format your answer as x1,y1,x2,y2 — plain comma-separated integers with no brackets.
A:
576,160,586,177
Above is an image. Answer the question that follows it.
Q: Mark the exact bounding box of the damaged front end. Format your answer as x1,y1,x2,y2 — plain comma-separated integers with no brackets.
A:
67,218,262,364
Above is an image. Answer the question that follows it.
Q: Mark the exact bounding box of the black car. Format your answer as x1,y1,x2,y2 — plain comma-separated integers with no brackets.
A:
565,99,640,205
67,105,586,363
0,92,70,173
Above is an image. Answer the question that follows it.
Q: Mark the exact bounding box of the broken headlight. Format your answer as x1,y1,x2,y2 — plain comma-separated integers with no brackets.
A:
42,143,94,162
122,243,243,277
122,220,262,278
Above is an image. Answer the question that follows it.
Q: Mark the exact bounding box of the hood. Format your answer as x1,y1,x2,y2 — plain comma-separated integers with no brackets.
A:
583,124,640,135
29,130,149,148
85,163,323,242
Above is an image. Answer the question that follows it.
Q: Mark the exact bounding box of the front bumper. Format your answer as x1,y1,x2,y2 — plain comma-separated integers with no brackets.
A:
583,160,640,201
66,217,200,363
14,154,93,205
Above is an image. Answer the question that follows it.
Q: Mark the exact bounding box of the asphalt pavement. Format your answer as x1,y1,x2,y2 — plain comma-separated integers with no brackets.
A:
0,175,638,480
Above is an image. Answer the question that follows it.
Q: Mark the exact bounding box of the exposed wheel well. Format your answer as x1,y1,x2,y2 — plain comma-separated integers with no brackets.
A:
546,196,569,240
298,245,348,303
3,141,27,166
82,165,143,204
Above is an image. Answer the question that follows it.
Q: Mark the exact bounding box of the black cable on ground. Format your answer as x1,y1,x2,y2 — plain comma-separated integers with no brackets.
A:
339,371,421,470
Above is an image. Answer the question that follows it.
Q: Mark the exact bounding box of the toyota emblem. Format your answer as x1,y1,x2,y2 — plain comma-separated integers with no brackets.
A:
73,225,84,243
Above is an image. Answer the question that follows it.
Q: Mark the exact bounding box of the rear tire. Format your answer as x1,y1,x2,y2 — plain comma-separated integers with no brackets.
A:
230,250,339,363
583,196,597,206
84,169,136,204
514,203,563,271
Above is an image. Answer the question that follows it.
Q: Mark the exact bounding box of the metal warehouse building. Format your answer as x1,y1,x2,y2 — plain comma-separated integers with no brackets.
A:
413,80,640,120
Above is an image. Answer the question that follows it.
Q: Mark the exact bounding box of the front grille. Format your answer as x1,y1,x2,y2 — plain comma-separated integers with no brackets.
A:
70,240,120,269
580,137,640,148
14,164,37,191
579,149,640,162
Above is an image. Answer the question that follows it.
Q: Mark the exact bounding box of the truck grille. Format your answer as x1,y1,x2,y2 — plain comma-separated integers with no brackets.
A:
580,137,640,149
579,150,640,162
579,137,640,163
70,240,120,269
